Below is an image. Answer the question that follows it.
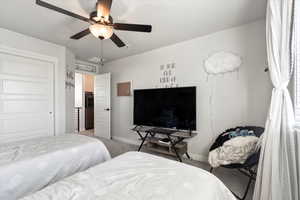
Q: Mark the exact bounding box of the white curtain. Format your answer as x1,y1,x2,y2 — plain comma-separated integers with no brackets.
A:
253,0,299,200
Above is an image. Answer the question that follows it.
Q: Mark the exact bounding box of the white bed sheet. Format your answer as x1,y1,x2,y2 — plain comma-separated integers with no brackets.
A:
0,134,111,200
20,152,236,200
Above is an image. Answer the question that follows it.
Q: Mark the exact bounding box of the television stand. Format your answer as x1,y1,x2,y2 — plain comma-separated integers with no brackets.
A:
132,126,197,162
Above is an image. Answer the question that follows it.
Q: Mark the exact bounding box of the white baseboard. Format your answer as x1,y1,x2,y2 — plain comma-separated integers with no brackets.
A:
112,136,208,163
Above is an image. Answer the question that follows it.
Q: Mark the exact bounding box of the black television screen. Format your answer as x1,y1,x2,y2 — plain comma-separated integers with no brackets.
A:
134,87,196,130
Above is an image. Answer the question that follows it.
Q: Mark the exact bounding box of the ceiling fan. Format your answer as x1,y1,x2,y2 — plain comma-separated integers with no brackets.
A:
36,0,152,48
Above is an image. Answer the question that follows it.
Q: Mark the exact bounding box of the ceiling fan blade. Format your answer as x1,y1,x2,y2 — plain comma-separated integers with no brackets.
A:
114,23,152,32
97,0,113,20
36,0,92,23
70,29,91,40
110,33,126,48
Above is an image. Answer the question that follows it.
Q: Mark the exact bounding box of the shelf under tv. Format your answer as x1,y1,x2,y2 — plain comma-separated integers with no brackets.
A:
145,137,187,157
132,126,197,162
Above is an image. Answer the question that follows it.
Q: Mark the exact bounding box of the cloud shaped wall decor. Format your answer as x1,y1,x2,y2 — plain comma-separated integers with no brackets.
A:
204,52,242,75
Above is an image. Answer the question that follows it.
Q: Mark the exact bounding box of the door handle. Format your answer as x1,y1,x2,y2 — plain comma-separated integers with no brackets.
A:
104,108,111,111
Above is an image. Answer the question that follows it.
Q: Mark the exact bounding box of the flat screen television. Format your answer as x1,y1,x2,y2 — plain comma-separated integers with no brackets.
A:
134,87,196,130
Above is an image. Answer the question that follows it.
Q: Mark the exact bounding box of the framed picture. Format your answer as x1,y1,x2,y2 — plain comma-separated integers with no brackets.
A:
117,81,131,96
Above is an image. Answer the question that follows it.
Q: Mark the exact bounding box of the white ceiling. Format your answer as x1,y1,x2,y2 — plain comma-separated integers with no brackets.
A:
0,0,267,63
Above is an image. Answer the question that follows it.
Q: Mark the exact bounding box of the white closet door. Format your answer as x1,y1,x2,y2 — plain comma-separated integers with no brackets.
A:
0,52,54,143
94,73,111,139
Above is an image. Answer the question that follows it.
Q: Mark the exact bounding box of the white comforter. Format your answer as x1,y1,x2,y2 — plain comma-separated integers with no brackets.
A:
0,134,111,200
21,152,236,200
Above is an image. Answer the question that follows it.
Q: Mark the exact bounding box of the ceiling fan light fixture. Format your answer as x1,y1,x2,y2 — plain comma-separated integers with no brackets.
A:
89,24,113,39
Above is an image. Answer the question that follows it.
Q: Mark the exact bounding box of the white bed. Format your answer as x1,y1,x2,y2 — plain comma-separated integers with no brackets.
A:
20,152,236,200
0,134,111,200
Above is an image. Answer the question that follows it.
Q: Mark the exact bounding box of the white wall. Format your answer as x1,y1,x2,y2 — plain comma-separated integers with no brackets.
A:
103,20,272,161
0,28,67,135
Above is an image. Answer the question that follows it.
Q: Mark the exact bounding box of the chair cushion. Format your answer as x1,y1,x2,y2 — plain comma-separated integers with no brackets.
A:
209,126,264,168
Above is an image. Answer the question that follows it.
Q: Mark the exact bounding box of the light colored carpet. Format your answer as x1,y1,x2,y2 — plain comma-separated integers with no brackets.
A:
79,132,254,200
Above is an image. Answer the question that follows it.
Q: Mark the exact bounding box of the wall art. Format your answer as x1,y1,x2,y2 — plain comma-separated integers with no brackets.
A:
159,63,178,88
